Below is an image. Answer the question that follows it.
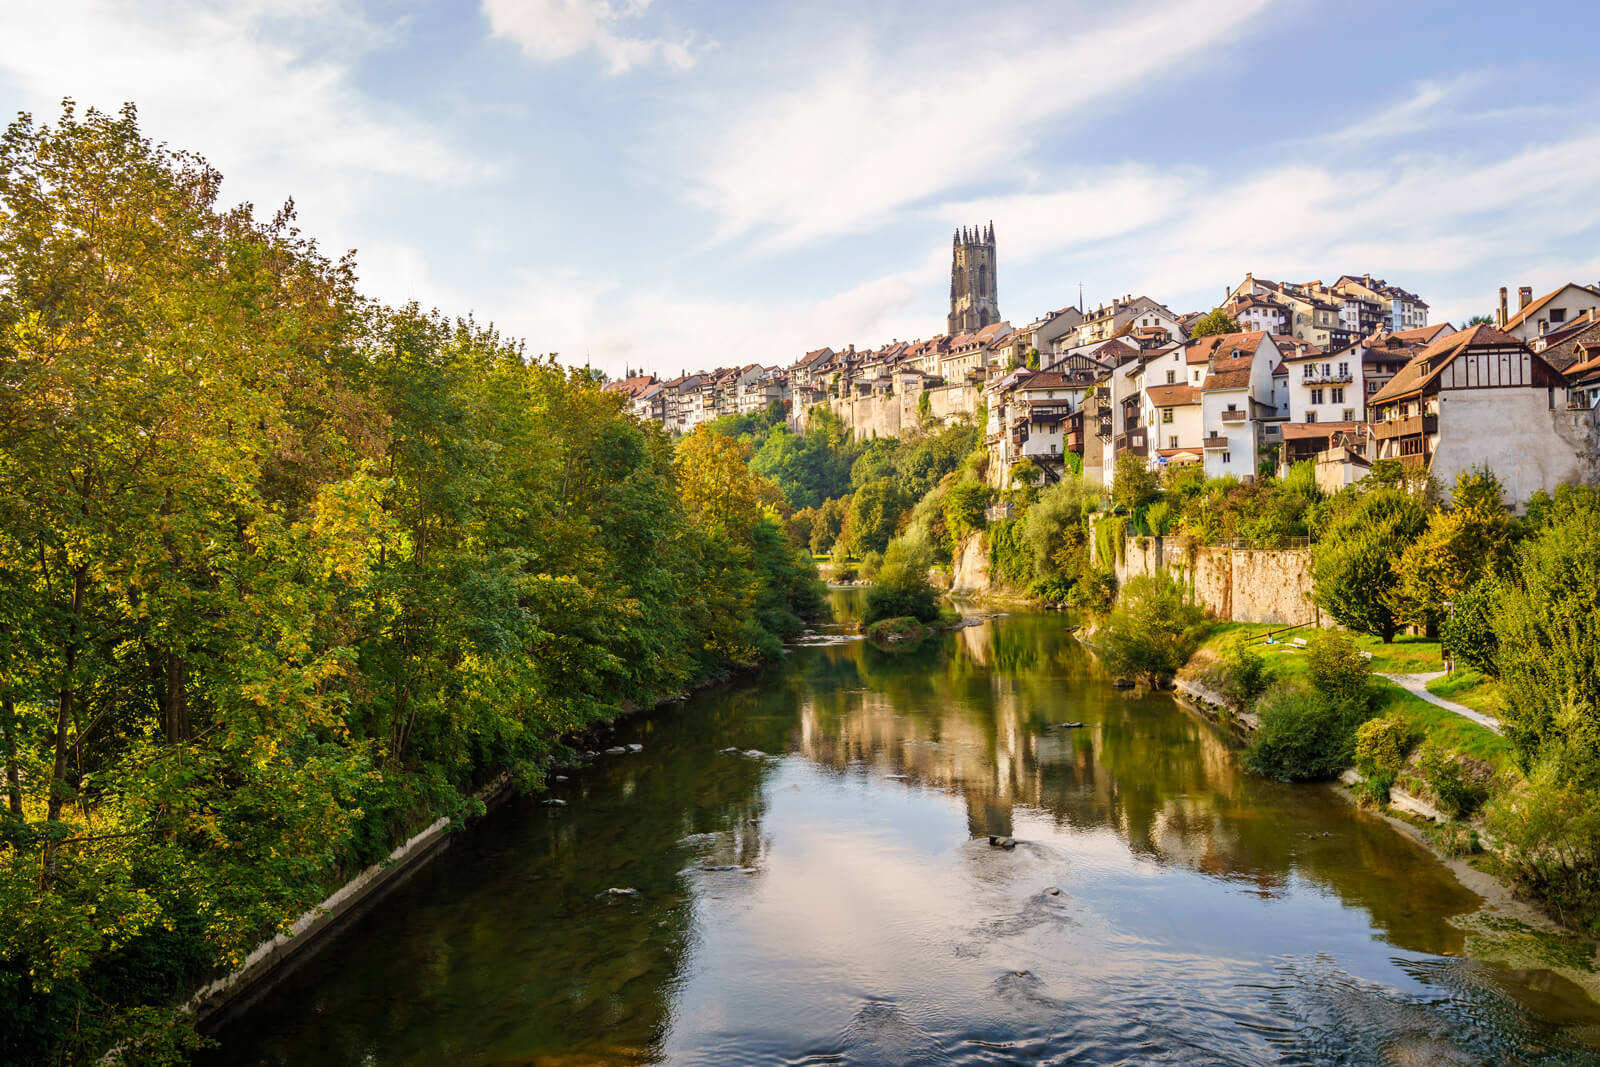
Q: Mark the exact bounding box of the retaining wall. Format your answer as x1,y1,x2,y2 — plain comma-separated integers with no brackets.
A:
1107,528,1318,626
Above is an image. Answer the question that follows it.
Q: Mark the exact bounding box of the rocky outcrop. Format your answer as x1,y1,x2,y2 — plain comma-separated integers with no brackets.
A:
949,534,992,595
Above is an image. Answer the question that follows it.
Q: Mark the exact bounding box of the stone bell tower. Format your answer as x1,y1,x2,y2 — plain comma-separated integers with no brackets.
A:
948,222,999,336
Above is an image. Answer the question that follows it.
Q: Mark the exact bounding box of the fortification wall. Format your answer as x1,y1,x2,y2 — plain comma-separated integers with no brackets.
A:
822,383,984,441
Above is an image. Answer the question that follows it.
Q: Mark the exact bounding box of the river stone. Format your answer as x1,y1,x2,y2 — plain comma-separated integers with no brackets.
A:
553,775,569,782
1046,887,1061,896
743,749,766,758
582,750,599,760
541,798,567,807
605,746,627,756
626,743,643,753
718,747,741,755
602,887,640,898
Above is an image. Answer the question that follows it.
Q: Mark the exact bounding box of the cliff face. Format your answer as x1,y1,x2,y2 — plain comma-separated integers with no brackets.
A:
949,533,992,595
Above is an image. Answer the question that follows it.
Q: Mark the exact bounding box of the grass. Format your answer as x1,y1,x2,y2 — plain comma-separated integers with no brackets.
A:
1190,622,1513,770
1427,669,1507,718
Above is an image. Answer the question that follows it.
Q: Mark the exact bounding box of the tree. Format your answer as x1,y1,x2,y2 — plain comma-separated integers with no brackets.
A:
843,477,906,556
941,479,990,546
1305,632,1372,704
1493,499,1600,768
1310,488,1427,641
863,530,942,625
1391,472,1513,635
1097,572,1208,685
1111,452,1159,511
1465,313,1495,327
1190,308,1242,338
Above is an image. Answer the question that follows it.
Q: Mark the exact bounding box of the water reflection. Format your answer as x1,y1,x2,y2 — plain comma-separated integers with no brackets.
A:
207,590,1600,1065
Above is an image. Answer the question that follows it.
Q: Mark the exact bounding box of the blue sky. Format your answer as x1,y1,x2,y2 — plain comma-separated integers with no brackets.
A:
2,0,1597,377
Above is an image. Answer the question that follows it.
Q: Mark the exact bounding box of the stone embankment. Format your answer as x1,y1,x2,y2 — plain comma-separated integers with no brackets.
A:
1107,527,1318,626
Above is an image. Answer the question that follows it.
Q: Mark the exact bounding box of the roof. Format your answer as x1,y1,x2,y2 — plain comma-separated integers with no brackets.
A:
1186,331,1270,365
1200,368,1253,391
1280,421,1364,442
1367,324,1524,404
603,374,657,398
1145,383,1197,407
1019,370,1078,391
1503,284,1600,332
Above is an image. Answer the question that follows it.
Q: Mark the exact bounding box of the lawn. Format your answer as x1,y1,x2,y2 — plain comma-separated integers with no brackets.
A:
1191,622,1513,770
1427,668,1507,718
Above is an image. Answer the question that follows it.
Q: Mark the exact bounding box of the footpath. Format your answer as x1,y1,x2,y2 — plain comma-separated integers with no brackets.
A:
1379,671,1503,736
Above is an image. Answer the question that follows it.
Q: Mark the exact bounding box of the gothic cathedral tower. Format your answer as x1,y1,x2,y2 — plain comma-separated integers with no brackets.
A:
948,222,999,336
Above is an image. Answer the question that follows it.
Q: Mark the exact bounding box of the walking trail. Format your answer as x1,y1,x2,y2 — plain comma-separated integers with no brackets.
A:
1379,671,1503,735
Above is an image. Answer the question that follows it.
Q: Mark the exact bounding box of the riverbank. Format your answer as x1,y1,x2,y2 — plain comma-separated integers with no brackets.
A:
1169,623,1600,994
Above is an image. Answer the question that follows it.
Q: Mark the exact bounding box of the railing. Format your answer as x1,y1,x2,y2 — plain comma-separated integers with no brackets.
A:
1372,413,1436,440
1113,431,1147,455
1220,409,1248,423
1203,437,1230,450
1300,371,1353,385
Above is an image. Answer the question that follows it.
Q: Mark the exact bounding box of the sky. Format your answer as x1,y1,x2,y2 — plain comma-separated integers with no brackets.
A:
1,0,1597,378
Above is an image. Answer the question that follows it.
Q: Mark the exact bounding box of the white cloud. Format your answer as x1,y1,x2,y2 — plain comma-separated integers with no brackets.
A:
482,0,696,75
0,0,491,255
683,0,1276,249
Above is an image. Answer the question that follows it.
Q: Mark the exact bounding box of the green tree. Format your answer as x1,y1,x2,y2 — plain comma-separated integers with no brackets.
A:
1391,469,1513,634
1310,488,1427,641
843,477,906,556
863,530,942,625
1189,308,1242,338
1097,572,1208,685
1111,452,1159,512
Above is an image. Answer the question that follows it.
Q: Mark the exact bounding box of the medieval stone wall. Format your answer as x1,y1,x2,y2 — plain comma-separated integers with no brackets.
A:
1108,526,1317,625
821,382,984,441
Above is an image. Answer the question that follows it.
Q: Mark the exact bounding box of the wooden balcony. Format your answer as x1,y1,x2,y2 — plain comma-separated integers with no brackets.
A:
1372,413,1437,440
1219,409,1248,423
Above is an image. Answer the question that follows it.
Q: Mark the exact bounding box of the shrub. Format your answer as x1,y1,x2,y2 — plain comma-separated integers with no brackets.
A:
1354,716,1413,777
1486,746,1600,933
1306,631,1371,704
1215,639,1270,709
1097,572,1208,685
1243,684,1372,782
1416,742,1489,819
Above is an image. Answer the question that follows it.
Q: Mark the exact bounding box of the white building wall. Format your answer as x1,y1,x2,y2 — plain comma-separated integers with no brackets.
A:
1201,389,1257,480
1431,389,1595,511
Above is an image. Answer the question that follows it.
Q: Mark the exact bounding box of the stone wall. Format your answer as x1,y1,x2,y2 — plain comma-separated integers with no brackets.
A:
816,382,984,441
1107,526,1317,625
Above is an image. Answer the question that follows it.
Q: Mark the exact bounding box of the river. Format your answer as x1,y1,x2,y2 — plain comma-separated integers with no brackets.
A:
205,590,1600,1065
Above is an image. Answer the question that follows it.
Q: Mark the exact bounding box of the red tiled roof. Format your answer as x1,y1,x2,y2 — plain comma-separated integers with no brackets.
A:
1145,383,1196,407
1367,324,1523,405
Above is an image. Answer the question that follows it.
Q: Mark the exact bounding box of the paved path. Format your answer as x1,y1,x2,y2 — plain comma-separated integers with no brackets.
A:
1379,671,1503,735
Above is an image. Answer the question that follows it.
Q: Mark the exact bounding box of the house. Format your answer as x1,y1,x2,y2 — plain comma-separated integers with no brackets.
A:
1529,309,1600,372
1073,295,1186,347
940,321,1010,381
1026,306,1085,358
1195,332,1284,481
1367,325,1594,510
1496,283,1600,343
1362,324,1452,400
1227,274,1344,348
1332,274,1430,333
1226,293,1290,336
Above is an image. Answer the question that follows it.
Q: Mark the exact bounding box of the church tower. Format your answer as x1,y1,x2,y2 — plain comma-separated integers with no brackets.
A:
948,222,999,336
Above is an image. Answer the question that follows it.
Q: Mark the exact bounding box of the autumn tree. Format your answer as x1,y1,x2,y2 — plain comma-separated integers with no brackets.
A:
1190,308,1242,338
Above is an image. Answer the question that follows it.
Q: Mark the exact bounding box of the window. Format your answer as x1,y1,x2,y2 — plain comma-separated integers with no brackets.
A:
1343,408,1354,421
1169,435,1179,449
1338,361,1349,377
1306,411,1317,423
1050,443,1059,455
1368,380,1380,394
1221,451,1232,463
1331,387,1344,403
1310,388,1324,405
1162,408,1174,423
1166,369,1176,384
1400,437,1423,456
1551,308,1567,324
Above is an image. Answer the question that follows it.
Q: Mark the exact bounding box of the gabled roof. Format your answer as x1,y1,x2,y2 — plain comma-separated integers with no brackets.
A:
1019,370,1079,391
1186,331,1271,365
1367,324,1526,404
1094,338,1139,367
1280,421,1364,442
1503,284,1600,332
1200,368,1253,391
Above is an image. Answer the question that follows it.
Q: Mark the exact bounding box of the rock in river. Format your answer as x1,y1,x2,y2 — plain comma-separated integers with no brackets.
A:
541,798,568,807
626,743,643,753
605,746,627,756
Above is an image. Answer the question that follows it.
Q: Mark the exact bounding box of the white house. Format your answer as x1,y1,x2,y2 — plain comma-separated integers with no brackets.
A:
1498,283,1600,343
1196,333,1283,481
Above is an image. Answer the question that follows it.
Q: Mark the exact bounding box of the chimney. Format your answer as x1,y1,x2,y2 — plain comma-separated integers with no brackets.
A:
1498,287,1509,327
1519,286,1533,311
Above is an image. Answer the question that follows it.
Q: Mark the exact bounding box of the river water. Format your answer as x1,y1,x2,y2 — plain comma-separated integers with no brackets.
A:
207,590,1600,1065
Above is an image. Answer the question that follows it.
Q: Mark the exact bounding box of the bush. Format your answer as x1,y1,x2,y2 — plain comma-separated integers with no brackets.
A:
1354,716,1413,777
1215,639,1270,709
1097,572,1208,685
1068,567,1117,618
1416,742,1489,819
1243,684,1372,782
1306,631,1371,704
1486,746,1600,933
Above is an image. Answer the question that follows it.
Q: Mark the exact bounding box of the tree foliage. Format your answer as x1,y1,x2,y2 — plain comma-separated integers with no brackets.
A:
0,102,822,1060
1310,487,1427,642
1189,308,1242,338
1097,573,1208,685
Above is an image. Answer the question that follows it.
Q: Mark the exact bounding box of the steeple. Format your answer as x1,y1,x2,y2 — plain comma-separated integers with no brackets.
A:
947,223,1000,337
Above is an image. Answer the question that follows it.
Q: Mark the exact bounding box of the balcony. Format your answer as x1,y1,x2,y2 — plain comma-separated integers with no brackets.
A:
1372,413,1437,440
1300,371,1353,386
1114,430,1148,456
1203,436,1231,450
1220,409,1248,423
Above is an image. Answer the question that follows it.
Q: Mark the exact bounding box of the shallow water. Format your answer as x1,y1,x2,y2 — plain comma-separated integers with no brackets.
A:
206,590,1600,1065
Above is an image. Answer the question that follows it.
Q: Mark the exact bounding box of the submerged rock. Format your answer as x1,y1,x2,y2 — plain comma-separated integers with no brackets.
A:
604,746,627,756
553,775,569,782
1054,722,1085,730
1046,886,1061,896
717,747,741,755
603,887,641,898
743,749,767,759
626,743,643,753
541,798,568,807
987,835,1017,850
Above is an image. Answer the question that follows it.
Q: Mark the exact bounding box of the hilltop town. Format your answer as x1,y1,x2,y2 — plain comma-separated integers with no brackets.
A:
607,226,1600,511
